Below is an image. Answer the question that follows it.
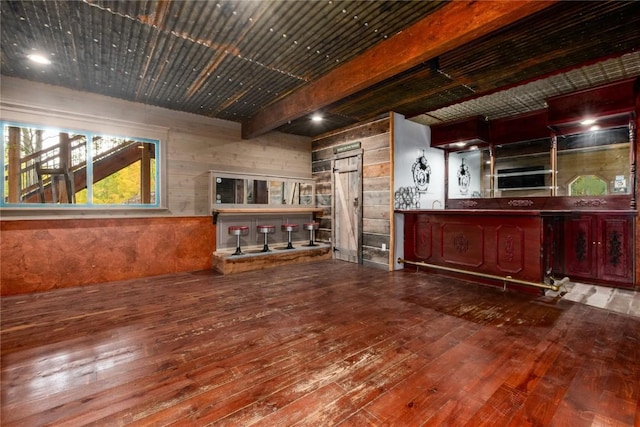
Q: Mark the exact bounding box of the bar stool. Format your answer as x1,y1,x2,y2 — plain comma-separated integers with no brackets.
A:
281,223,298,249
257,224,275,252
228,226,249,255
303,222,319,246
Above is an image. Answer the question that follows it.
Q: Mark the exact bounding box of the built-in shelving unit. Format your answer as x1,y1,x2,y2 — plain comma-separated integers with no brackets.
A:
209,170,329,274
402,77,638,289
209,171,315,211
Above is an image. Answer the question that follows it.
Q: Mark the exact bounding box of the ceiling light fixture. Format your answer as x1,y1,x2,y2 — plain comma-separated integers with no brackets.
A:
580,118,596,126
311,114,323,122
27,54,51,65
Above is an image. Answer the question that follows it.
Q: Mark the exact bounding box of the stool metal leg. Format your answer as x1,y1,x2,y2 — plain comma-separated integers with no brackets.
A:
232,234,243,255
306,227,318,247
286,230,294,249
262,232,271,252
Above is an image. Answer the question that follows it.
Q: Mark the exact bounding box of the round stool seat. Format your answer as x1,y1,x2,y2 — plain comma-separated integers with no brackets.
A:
281,224,299,249
228,225,249,255
281,223,298,232
228,225,249,236
257,225,275,234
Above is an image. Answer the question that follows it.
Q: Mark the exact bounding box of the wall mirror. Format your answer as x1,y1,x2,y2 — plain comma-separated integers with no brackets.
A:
448,149,484,199
2,122,159,207
556,126,630,196
211,171,315,208
493,138,553,198
445,123,632,201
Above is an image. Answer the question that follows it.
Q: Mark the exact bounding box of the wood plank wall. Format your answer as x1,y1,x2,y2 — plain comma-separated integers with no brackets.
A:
0,77,312,294
312,117,392,270
0,77,312,217
636,92,639,286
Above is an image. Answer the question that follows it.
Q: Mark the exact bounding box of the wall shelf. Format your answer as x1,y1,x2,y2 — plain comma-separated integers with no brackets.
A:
212,207,323,223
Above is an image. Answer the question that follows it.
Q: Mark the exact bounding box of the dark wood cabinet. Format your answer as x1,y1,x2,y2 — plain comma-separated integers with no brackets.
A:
543,215,564,276
402,210,546,293
564,214,634,286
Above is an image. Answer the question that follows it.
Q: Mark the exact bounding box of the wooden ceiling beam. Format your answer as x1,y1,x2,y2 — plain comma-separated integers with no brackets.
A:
241,0,557,139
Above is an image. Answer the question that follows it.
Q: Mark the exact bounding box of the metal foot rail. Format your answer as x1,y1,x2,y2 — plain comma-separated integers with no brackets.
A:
397,258,564,292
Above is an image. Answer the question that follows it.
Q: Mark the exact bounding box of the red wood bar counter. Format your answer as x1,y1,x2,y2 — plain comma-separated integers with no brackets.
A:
399,207,636,291
412,79,639,290
400,209,549,293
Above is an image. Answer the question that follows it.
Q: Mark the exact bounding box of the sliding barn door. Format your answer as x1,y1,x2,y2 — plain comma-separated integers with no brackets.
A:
332,153,362,263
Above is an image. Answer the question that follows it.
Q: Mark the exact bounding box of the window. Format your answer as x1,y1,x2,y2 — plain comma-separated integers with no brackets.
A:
569,175,608,196
2,122,159,207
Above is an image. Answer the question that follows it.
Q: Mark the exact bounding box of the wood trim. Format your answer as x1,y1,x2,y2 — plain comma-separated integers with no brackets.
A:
213,208,324,214
389,112,396,271
546,78,637,127
444,195,634,211
431,115,490,148
489,110,549,145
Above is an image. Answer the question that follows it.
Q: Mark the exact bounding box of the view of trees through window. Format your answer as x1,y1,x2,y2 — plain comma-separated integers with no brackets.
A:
2,123,159,207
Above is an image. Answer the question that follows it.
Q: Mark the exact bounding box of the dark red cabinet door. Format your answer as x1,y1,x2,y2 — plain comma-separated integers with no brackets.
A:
598,216,633,283
564,214,633,286
565,216,597,278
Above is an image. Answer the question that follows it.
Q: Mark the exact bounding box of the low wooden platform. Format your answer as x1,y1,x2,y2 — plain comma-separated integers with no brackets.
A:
212,242,332,274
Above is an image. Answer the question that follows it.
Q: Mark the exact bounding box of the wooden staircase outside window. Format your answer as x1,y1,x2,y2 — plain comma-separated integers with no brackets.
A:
5,126,154,204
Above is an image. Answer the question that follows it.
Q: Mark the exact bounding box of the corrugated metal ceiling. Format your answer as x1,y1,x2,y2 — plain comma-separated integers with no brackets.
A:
1,0,444,124
412,51,640,126
1,1,638,138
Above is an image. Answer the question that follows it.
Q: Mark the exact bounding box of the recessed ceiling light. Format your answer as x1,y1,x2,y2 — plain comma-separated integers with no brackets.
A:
311,114,323,122
580,118,596,126
27,54,51,65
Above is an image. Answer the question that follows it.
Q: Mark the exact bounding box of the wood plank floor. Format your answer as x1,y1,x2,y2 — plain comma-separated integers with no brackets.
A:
2,260,639,426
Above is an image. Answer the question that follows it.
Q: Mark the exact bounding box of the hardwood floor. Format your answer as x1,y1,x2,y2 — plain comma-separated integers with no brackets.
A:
1,260,639,426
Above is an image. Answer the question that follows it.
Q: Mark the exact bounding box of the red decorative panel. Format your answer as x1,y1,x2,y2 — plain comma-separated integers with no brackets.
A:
441,223,484,267
562,214,633,286
401,211,546,289
547,78,636,126
490,110,549,146
564,216,596,277
496,225,524,274
599,216,632,283
413,219,432,260
430,115,489,148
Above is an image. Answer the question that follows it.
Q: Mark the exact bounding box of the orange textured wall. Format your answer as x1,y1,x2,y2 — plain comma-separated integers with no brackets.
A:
1,217,215,295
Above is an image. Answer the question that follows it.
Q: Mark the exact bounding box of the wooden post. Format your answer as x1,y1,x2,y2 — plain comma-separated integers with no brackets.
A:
140,143,151,204
488,144,495,198
629,117,636,209
59,132,71,202
550,131,558,197
7,126,21,203
443,150,449,206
